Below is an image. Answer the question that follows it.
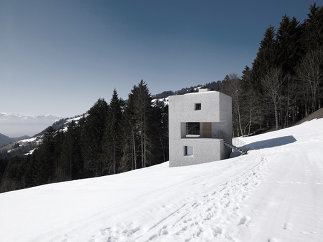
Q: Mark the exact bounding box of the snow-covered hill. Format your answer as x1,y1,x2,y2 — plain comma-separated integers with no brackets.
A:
0,115,84,157
0,119,322,242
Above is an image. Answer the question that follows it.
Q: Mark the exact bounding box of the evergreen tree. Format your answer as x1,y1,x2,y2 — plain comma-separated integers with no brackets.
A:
101,89,123,174
121,88,138,171
275,15,304,126
40,126,56,183
219,74,244,136
251,26,278,91
81,99,109,177
303,4,323,51
151,100,169,163
249,26,280,131
276,15,304,75
59,121,83,180
137,81,153,168
121,80,155,169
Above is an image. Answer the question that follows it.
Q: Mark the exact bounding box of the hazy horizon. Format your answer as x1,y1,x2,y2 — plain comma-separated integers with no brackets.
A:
0,113,61,137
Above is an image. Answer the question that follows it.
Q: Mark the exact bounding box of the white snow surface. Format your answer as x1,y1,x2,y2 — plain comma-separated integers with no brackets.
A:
1,119,323,242
62,115,84,133
65,116,83,124
24,148,36,156
19,137,38,144
152,97,169,106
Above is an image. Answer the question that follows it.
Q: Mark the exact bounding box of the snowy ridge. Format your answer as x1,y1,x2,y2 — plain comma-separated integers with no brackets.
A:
61,116,84,132
152,97,169,106
0,114,85,156
0,119,323,242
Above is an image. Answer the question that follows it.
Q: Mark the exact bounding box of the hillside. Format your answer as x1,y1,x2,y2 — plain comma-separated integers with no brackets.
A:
0,115,84,158
296,108,323,125
0,133,29,148
0,119,322,241
0,133,14,147
152,81,221,99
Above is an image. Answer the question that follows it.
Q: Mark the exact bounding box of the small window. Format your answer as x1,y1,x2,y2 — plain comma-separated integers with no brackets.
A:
195,103,201,110
184,146,193,156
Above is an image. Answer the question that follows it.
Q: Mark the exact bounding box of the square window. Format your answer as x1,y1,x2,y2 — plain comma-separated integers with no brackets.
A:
195,103,201,110
184,146,193,156
186,122,200,135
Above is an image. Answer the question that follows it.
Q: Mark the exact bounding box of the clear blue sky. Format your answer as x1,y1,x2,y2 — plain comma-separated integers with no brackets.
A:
0,0,321,117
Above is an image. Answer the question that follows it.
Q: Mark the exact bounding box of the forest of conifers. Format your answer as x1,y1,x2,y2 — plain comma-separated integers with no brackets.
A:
0,4,322,193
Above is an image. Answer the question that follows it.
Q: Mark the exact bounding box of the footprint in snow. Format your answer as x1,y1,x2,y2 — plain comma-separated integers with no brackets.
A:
212,226,223,236
268,238,280,242
283,222,293,231
238,215,251,226
301,230,317,235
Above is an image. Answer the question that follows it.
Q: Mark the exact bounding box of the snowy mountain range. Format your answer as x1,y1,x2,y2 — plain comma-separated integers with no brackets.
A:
0,118,322,241
0,113,61,137
0,115,84,157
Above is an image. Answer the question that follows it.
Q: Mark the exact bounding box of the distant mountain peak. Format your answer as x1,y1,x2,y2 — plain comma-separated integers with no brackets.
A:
0,112,62,137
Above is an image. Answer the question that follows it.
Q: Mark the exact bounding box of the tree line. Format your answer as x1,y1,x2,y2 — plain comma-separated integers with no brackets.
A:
0,81,168,192
218,4,323,136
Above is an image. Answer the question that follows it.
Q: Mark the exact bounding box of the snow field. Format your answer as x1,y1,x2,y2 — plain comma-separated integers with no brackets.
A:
0,119,323,242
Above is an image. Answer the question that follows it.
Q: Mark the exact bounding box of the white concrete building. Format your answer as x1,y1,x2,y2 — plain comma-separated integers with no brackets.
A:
169,89,232,167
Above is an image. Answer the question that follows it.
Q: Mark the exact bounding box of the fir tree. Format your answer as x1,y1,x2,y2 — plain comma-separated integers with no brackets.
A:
101,89,123,174
81,99,109,177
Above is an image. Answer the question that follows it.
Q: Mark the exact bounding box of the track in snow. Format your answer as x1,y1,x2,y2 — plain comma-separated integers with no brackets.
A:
89,149,267,242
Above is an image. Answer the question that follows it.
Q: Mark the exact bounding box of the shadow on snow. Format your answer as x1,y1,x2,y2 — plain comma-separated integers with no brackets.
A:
242,135,297,151
230,135,297,158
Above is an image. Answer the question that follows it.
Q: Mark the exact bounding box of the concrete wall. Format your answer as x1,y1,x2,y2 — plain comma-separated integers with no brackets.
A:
219,92,232,157
169,91,232,167
169,139,225,167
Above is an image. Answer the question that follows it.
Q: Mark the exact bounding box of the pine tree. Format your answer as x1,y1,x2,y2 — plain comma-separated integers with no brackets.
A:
135,80,153,168
276,15,304,75
121,80,155,169
276,15,304,126
249,26,280,131
150,100,169,163
121,88,138,171
40,126,56,183
251,26,278,91
303,4,323,51
81,99,109,177
59,121,83,180
101,89,123,174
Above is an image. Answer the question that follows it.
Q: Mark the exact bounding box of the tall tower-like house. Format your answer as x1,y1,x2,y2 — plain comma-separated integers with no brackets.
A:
169,89,232,167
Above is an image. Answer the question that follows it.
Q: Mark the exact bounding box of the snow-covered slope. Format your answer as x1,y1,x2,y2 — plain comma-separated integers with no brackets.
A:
0,115,84,157
0,119,323,242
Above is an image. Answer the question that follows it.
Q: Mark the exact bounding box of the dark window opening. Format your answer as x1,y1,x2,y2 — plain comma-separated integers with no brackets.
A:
195,103,201,110
186,122,200,135
184,146,193,156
